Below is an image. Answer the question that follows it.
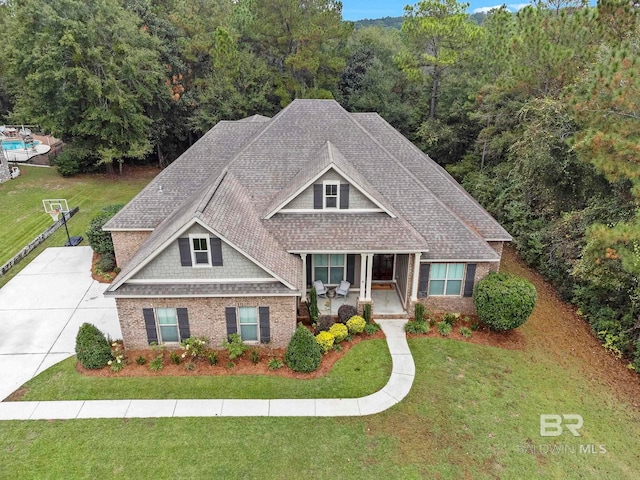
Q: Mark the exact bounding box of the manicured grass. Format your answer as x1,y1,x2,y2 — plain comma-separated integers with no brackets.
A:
0,165,157,286
18,339,392,400
2,338,640,478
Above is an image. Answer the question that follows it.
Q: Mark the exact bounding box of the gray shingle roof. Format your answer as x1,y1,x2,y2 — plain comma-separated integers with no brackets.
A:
107,99,511,295
105,282,295,297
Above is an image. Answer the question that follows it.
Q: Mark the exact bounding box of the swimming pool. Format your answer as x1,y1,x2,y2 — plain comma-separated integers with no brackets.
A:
1,139,41,150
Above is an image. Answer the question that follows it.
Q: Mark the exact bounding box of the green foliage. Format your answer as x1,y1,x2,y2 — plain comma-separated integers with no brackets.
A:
437,321,452,336
86,204,124,256
474,272,537,332
149,355,163,371
346,315,366,334
364,322,382,335
170,352,181,365
249,349,260,365
96,253,116,273
223,333,248,360
180,336,209,360
329,323,349,343
75,323,112,369
268,357,284,370
53,146,98,177
207,351,219,366
459,326,473,338
363,303,372,323
285,324,322,373
135,356,146,365
338,304,358,323
414,302,426,323
316,331,335,354
442,312,459,326
314,315,335,334
308,288,320,324
405,320,430,334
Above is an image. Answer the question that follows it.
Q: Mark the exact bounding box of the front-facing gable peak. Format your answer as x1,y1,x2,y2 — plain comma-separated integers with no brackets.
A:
264,141,397,219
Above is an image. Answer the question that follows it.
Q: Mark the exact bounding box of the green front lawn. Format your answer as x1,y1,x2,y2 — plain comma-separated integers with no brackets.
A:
2,338,639,478
18,339,392,400
0,165,157,287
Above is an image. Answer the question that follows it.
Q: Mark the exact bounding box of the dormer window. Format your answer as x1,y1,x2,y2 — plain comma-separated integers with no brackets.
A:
324,181,339,209
190,234,211,266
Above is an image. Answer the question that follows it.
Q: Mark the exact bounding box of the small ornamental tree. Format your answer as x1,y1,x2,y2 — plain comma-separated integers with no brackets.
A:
473,272,537,332
75,322,113,369
285,324,322,373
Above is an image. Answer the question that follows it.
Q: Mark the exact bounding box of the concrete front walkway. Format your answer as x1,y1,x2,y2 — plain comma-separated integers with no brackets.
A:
0,320,414,420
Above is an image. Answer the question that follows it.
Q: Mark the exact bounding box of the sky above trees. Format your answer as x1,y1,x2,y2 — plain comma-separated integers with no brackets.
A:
341,0,533,19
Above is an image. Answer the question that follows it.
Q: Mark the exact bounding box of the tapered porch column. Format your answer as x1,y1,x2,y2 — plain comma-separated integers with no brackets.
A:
411,252,421,302
301,253,307,300
365,253,374,301
359,253,367,301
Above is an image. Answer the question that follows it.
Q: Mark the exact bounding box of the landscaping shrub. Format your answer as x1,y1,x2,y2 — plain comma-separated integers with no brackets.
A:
308,287,319,323
86,204,124,256
54,145,98,177
96,253,116,273
346,315,366,334
437,321,452,336
207,350,218,366
459,326,473,338
180,336,209,360
405,320,429,334
364,322,381,335
329,323,349,342
314,315,335,334
474,272,537,332
250,349,260,364
75,323,113,369
268,358,284,370
316,331,335,354
135,355,146,365
149,355,163,371
363,303,372,323
170,352,181,365
414,302,426,323
285,324,322,373
223,333,247,359
337,304,358,323
442,312,458,326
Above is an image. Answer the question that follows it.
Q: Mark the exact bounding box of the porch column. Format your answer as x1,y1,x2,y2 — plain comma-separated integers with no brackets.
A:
365,253,374,301
359,253,367,301
301,253,307,300
411,252,421,302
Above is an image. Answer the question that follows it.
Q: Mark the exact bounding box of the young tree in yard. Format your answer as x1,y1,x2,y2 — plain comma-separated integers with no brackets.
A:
398,0,481,119
2,0,168,174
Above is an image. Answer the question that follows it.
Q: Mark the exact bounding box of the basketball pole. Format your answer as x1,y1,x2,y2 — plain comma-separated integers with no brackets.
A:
61,210,71,245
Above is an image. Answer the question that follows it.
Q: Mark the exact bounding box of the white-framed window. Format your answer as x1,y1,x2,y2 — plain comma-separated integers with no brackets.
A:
238,306,259,342
313,254,345,285
323,180,339,209
190,234,211,266
156,308,180,342
428,263,465,296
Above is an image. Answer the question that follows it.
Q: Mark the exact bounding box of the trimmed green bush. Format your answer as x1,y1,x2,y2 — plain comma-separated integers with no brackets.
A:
308,288,319,324
364,322,381,335
346,315,366,334
96,253,116,272
75,323,112,369
363,303,372,323
329,323,349,343
437,321,452,336
442,312,458,326
86,204,124,256
474,272,537,332
405,320,429,334
337,304,358,323
285,324,322,373
315,331,335,354
414,302,426,323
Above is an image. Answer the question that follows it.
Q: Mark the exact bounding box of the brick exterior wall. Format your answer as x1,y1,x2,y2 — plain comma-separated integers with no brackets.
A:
488,241,504,271
111,231,152,267
116,296,297,349
415,262,494,315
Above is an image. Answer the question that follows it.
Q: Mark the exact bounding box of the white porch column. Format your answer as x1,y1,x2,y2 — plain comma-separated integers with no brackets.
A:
365,253,374,301
410,252,421,302
301,253,307,299
359,253,367,301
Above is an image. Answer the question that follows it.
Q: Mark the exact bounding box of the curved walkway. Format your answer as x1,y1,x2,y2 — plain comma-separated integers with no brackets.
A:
0,320,414,420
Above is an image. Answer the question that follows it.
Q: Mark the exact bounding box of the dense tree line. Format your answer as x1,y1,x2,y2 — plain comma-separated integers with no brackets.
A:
0,0,638,368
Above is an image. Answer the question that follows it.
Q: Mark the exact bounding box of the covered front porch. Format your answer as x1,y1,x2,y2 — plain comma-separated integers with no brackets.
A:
315,284,407,316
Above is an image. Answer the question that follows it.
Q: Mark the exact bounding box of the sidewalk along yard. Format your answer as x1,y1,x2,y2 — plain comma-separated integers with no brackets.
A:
0,165,158,288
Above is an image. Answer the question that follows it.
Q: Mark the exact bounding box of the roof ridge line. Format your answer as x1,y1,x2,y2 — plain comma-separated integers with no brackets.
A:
195,169,228,214
345,112,499,253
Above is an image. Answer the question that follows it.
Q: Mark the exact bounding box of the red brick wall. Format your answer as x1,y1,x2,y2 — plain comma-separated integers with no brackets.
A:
111,231,151,267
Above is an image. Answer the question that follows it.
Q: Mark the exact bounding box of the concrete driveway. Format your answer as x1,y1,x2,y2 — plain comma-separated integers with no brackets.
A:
0,247,120,400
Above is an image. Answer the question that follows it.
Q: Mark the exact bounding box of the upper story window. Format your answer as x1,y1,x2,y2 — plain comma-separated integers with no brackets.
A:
428,263,464,296
190,234,211,266
323,181,339,209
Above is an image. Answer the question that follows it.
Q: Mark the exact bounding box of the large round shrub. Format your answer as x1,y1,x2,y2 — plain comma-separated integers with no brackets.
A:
75,322,113,369
315,331,335,354
346,315,366,334
285,324,322,372
473,272,537,332
86,204,124,255
337,304,357,323
329,323,349,343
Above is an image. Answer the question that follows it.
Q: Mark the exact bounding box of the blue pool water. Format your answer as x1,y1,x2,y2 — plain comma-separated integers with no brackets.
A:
1,139,41,150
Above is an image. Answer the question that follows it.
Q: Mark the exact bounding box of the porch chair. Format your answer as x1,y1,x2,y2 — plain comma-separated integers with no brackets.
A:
335,280,351,298
313,280,328,298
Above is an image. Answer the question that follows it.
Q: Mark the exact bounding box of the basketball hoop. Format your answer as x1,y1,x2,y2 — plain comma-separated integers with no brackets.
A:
49,209,60,222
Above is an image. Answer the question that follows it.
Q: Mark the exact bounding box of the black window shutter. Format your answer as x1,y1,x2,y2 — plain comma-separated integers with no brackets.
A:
177,308,190,339
259,306,270,344
306,259,312,288
225,307,238,337
143,308,158,345
418,263,430,298
463,264,477,297
210,236,223,266
346,254,355,284
313,184,322,209
340,184,350,209
178,238,192,266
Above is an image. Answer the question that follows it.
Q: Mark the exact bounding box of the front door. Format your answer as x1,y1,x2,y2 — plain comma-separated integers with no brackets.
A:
372,254,394,281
